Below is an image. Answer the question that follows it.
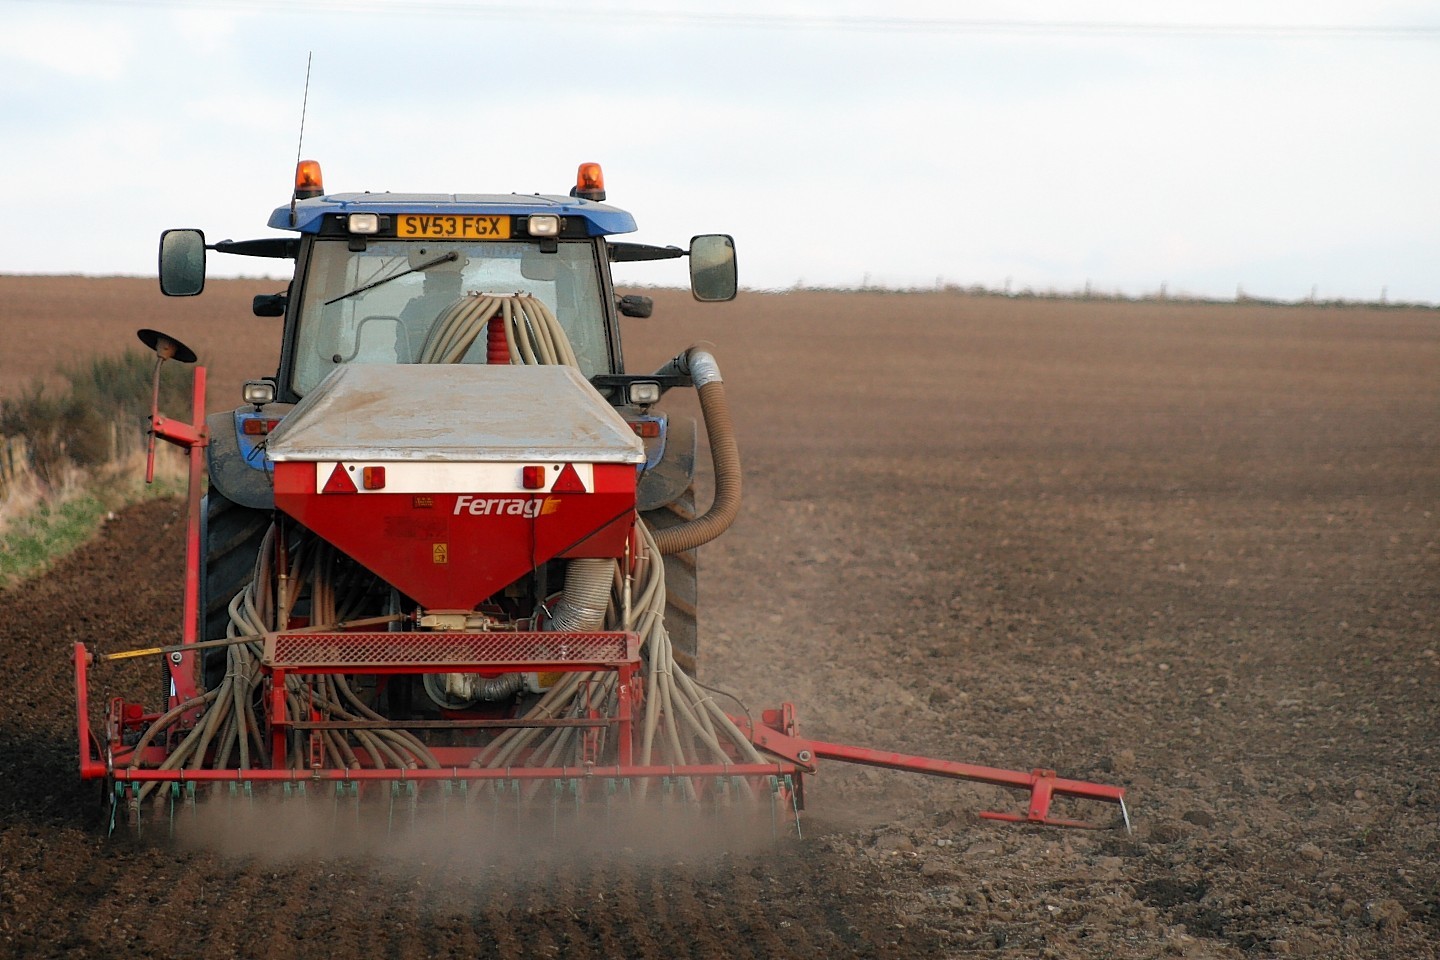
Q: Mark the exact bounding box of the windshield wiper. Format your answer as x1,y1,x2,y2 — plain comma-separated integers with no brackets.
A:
323,250,458,306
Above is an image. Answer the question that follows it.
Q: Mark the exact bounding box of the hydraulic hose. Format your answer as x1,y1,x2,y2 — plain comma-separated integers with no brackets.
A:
649,343,742,556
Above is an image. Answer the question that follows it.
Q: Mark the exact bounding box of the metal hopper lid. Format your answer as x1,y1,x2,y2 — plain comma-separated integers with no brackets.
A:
265,365,645,464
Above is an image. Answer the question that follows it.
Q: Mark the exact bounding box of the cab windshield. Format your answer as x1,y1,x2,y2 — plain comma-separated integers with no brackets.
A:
291,238,610,395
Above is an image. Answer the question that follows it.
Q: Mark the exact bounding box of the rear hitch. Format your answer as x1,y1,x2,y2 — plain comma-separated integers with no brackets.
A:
797,737,1130,832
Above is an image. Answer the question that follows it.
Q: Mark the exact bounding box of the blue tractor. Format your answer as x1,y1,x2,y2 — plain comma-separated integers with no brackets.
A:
159,161,738,684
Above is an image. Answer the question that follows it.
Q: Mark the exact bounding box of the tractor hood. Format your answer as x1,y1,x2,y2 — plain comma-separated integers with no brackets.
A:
266,365,643,610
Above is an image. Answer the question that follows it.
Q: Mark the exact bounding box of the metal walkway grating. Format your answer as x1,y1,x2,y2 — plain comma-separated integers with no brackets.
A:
263,630,637,670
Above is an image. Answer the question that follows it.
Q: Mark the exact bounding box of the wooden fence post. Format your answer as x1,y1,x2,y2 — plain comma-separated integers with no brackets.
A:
0,435,32,500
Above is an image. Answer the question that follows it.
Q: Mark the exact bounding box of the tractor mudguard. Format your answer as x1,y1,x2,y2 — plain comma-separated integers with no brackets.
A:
637,414,696,512
205,404,292,510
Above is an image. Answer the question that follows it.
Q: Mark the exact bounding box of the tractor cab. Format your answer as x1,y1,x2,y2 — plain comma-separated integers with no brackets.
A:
158,161,737,404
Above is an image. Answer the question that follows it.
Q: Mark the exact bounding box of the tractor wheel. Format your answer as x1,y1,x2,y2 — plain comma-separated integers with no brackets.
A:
641,487,699,676
199,488,270,690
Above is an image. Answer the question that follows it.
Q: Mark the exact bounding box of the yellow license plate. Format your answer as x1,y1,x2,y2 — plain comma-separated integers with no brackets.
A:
395,214,510,240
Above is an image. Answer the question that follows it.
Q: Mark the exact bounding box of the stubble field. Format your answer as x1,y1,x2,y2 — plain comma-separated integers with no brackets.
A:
0,276,1436,958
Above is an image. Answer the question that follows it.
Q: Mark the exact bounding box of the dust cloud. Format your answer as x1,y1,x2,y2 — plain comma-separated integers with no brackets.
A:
159,779,793,872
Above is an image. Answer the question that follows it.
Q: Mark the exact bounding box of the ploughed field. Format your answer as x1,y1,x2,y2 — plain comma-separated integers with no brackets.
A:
1,276,1436,958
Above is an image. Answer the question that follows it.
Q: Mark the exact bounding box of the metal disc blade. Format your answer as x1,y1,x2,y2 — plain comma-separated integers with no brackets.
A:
137,328,198,364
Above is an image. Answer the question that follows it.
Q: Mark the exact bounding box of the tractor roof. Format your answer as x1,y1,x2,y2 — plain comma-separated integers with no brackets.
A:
268,193,638,237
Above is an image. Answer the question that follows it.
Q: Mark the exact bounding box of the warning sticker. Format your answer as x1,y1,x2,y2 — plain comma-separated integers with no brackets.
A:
432,543,449,564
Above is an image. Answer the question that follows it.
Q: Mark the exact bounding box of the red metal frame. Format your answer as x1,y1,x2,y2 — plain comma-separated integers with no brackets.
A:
76,626,1126,830
802,739,1128,830
78,361,1129,832
145,365,208,712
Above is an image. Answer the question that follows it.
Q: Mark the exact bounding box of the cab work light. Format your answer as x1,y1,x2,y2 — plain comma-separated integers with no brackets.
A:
527,215,560,237
627,381,661,405
348,213,380,234
242,379,276,406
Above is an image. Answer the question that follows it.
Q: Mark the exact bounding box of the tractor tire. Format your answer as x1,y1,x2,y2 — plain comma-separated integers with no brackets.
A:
199,488,270,690
641,487,699,676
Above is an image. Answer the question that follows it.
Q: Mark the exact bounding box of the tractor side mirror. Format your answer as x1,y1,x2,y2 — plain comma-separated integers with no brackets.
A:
688,234,737,302
159,229,207,297
252,293,288,317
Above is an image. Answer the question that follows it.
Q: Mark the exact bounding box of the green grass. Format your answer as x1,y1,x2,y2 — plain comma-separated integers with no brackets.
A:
0,463,186,589
0,347,194,589
0,495,109,586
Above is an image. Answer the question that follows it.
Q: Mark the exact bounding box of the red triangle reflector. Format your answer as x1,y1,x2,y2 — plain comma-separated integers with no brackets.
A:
551,462,587,494
322,463,357,494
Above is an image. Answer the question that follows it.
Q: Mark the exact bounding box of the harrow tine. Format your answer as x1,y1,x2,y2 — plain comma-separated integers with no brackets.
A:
166,783,181,839
660,775,676,807
438,779,455,826
462,777,484,822
715,775,740,830
768,775,780,841
125,785,142,839
106,783,121,838
491,778,522,835
387,781,418,835
570,778,582,819
603,777,632,831
757,774,804,842
784,775,802,840
224,780,255,821
332,780,360,828
487,779,500,831
547,778,581,838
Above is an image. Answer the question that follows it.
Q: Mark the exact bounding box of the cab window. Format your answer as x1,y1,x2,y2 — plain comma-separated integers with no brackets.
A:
291,239,610,395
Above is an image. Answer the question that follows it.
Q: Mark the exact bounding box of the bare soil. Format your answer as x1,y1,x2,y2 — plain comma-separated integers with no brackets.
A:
1,278,1436,958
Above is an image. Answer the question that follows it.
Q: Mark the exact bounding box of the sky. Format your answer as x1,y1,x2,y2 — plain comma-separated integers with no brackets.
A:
3,0,1438,303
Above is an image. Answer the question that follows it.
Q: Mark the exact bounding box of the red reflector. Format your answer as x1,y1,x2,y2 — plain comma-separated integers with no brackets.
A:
361,466,386,490
322,463,357,494
242,418,280,436
522,465,546,490
630,420,661,439
551,462,587,494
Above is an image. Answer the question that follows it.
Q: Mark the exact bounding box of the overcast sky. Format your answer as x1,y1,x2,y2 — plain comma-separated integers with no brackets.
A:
3,0,1438,302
